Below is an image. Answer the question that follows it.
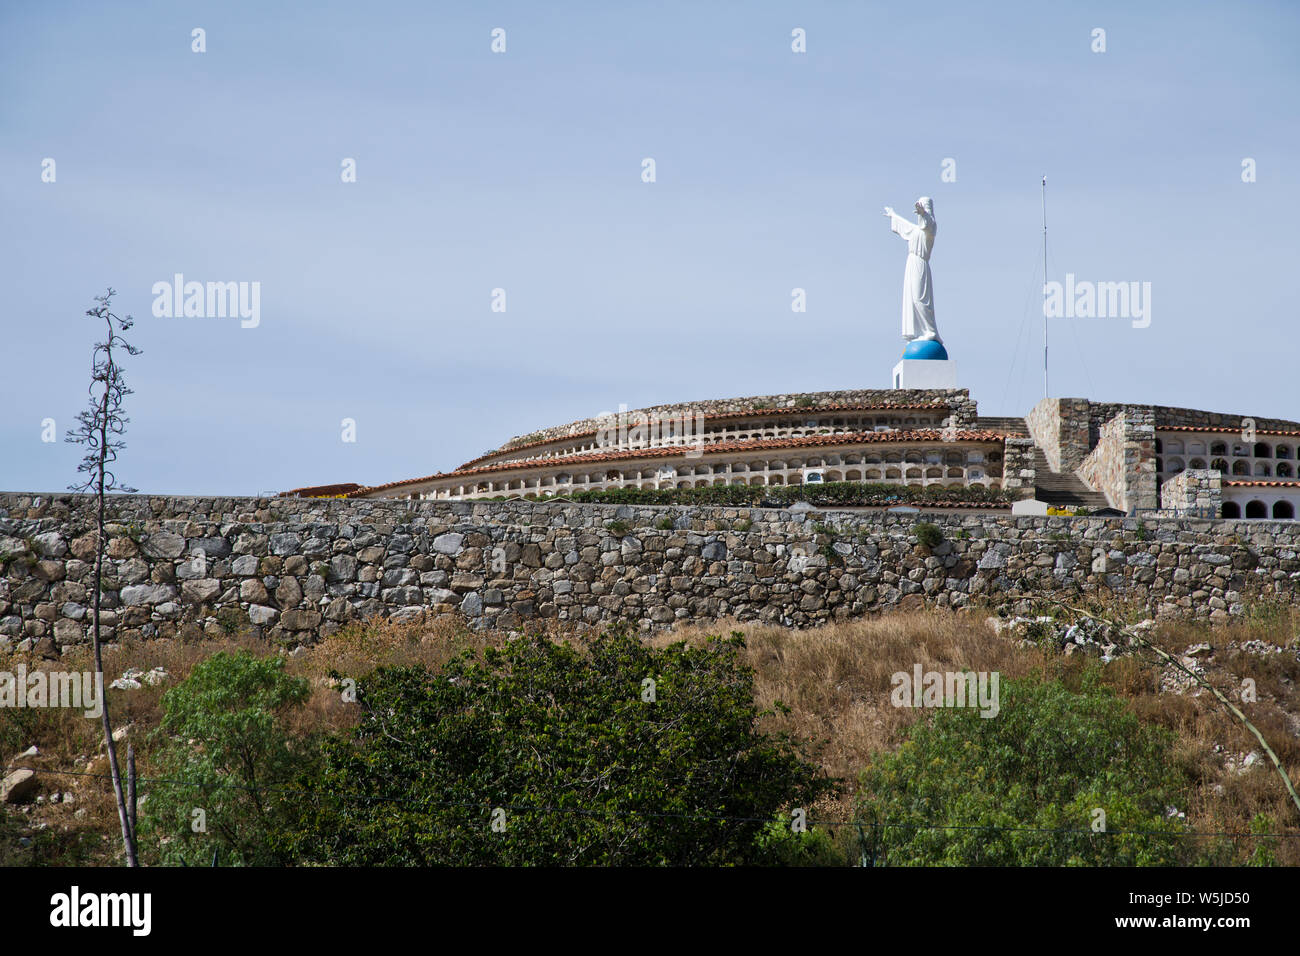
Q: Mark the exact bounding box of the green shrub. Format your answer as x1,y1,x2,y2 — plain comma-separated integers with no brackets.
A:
139,651,313,866
913,522,944,549
856,671,1192,866
282,630,833,866
751,815,846,867
564,481,1012,510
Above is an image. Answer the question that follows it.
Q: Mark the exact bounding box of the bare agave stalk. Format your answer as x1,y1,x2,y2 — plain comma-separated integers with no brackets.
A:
1013,594,1300,820
66,289,141,867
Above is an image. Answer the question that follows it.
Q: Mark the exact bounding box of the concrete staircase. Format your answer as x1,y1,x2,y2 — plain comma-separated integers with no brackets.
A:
974,415,1111,509
974,415,1030,437
1030,448,1111,509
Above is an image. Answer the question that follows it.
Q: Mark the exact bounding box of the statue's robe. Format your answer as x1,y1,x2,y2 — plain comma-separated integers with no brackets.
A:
889,209,940,342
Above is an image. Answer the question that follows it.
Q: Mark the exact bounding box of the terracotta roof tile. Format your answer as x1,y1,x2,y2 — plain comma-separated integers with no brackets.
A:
350,429,1007,496
1222,480,1300,488
1160,425,1300,438
464,401,955,470
279,482,362,498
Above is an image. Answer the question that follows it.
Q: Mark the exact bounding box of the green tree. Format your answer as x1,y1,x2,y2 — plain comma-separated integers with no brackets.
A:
283,630,832,865
856,671,1192,866
139,652,312,866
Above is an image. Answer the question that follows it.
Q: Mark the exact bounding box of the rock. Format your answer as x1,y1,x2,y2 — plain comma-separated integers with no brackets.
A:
433,533,464,555
32,531,68,558
281,608,322,630
181,578,222,603
275,576,303,609
231,554,259,576
328,555,358,582
116,559,150,585
324,597,354,622
142,531,186,560
120,583,177,606
460,592,483,616
270,533,302,556
33,560,66,582
1,769,37,804
189,537,232,559
52,620,83,644
60,601,87,621
105,537,138,559
248,605,279,626
701,541,727,561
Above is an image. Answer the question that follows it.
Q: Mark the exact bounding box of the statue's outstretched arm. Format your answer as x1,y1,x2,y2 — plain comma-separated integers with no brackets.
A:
886,208,916,240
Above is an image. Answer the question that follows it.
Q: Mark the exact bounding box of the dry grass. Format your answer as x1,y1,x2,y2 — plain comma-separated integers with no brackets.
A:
3,602,1299,865
664,609,1300,864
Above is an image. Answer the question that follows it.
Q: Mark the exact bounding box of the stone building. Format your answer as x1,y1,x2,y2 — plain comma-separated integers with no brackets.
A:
287,388,1300,520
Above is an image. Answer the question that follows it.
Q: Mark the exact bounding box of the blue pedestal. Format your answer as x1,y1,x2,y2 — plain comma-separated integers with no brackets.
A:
902,339,949,361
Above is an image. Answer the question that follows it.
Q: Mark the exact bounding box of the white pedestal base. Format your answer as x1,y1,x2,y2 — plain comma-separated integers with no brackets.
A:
892,358,958,389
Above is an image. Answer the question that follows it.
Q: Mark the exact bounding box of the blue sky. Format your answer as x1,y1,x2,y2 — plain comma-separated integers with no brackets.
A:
2,0,1297,495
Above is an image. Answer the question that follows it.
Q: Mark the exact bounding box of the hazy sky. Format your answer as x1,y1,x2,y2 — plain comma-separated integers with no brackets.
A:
2,1,1297,495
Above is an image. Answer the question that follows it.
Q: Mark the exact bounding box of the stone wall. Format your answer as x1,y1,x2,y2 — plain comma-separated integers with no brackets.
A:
3,492,1298,653
1026,398,1091,473
1077,408,1158,512
1160,469,1222,515
1153,405,1300,433
502,389,979,450
1001,438,1038,499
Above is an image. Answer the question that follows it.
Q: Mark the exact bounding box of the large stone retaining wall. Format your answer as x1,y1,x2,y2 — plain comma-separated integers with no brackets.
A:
1027,398,1091,473
2,492,1298,651
1077,408,1158,513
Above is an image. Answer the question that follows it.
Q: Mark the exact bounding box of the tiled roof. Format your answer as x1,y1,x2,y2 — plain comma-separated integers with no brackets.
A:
279,482,362,498
1222,480,1300,488
465,401,954,470
1160,425,1300,437
349,429,1007,496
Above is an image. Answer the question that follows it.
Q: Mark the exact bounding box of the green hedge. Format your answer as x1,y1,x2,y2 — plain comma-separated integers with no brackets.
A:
512,481,1012,508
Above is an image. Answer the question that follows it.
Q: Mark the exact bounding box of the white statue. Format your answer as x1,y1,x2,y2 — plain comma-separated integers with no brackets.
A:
883,197,940,342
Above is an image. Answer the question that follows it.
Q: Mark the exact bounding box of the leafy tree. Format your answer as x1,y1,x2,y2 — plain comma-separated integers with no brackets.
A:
856,671,1192,866
751,815,847,867
282,630,832,865
139,652,312,866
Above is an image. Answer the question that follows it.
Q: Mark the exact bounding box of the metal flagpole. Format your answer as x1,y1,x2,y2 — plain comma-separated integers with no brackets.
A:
1042,176,1049,399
